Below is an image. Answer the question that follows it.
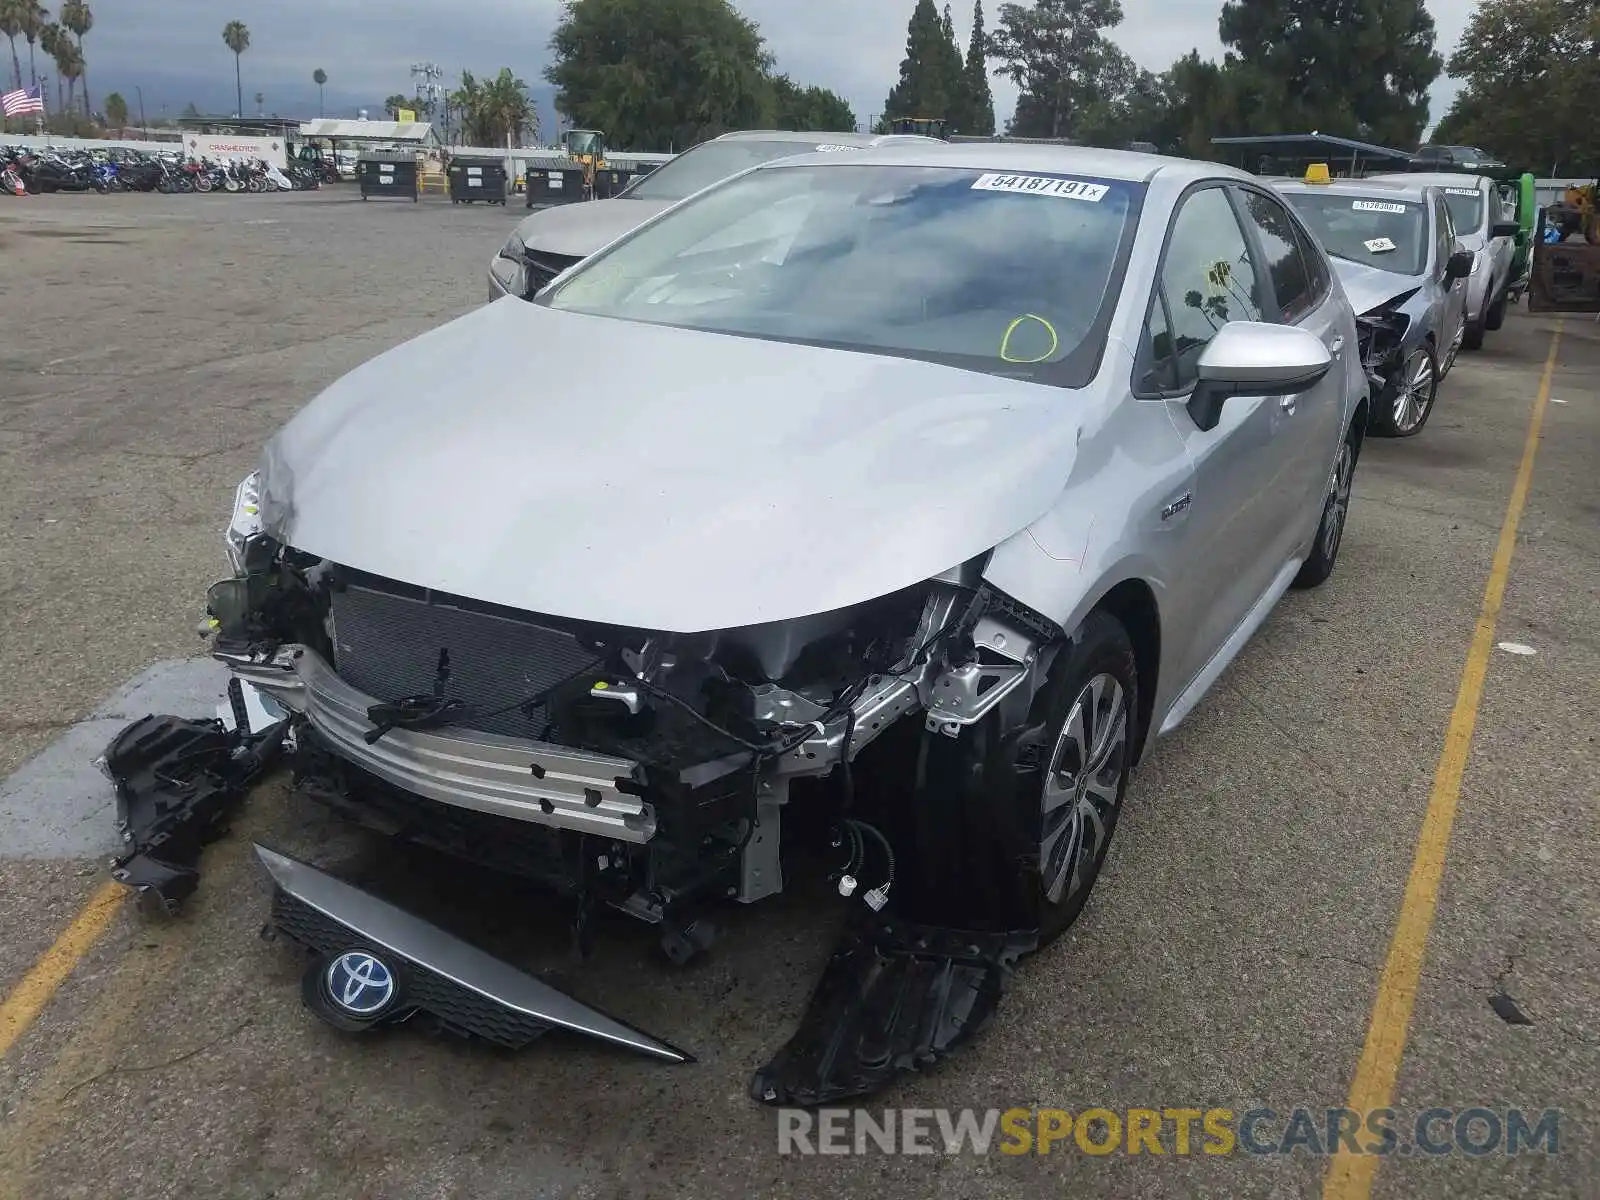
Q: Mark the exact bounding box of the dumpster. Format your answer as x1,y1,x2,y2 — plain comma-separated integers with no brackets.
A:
448,157,509,205
593,167,633,199
359,155,419,202
524,167,586,208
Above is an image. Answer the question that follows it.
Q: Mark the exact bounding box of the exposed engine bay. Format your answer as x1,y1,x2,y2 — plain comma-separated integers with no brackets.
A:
1356,298,1414,400
163,513,1065,1098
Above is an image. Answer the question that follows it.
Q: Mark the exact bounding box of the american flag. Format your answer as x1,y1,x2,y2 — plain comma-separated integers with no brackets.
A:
2,85,45,117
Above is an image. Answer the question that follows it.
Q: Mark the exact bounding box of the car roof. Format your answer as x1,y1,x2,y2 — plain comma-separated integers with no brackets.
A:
1367,171,1492,190
748,140,1254,185
708,129,941,148
1274,178,1433,203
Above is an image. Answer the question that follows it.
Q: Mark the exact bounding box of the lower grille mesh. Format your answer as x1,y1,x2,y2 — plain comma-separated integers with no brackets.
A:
328,581,597,739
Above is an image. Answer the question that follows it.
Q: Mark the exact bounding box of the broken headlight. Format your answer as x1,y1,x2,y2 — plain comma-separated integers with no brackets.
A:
225,470,265,575
1357,310,1409,393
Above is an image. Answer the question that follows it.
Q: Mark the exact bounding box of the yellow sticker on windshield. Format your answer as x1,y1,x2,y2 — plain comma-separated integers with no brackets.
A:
1000,314,1059,363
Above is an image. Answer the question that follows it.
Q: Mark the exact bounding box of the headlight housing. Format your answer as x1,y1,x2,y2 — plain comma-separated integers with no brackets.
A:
490,232,528,298
225,470,264,575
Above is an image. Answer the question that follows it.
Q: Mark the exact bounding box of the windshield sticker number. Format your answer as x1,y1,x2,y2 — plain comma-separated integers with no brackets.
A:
813,144,861,153
1352,200,1407,214
1364,237,1398,253
971,173,1108,202
1445,187,1479,196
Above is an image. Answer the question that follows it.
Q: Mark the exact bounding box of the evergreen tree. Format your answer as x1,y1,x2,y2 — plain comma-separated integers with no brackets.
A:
883,0,966,124
961,0,995,135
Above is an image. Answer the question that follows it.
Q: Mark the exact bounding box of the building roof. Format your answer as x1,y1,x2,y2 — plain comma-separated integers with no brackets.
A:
299,119,437,143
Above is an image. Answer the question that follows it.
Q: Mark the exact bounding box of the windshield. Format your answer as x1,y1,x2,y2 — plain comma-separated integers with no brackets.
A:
543,163,1142,386
1440,185,1485,235
1283,192,1427,275
622,139,870,202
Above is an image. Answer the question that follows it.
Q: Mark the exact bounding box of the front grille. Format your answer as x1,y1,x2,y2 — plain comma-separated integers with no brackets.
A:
328,579,597,739
269,888,552,1048
524,249,581,290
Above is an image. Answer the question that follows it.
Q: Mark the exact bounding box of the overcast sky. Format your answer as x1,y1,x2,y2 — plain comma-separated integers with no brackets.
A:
66,0,1471,137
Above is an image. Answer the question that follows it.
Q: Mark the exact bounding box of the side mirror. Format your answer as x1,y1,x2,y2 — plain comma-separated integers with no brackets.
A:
1445,249,1475,280
1490,221,1520,239
1187,322,1333,433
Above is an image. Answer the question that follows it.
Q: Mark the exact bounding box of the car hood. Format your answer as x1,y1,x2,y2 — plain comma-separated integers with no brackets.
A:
1332,258,1423,316
511,197,677,259
259,299,1087,632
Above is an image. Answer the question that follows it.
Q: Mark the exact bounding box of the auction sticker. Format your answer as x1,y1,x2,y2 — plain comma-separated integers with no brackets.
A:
1446,187,1479,195
1364,237,1397,253
1352,200,1407,214
814,144,862,153
972,173,1108,201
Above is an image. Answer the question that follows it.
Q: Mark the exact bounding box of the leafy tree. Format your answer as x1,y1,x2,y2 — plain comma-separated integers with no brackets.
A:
1217,0,1441,148
383,93,408,119
1432,0,1598,173
547,0,770,152
768,73,856,131
990,0,1126,139
102,88,125,133
960,0,995,136
451,68,538,146
59,0,88,113
312,67,327,117
883,0,965,124
221,20,249,119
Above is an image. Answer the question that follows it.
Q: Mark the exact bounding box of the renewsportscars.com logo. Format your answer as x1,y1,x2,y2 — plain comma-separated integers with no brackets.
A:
777,1107,1562,1157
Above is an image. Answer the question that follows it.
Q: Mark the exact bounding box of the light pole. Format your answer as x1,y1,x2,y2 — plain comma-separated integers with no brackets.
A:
136,85,147,133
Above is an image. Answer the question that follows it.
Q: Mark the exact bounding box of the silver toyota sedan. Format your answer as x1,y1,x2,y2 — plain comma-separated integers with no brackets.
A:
1275,177,1472,437
212,144,1368,1071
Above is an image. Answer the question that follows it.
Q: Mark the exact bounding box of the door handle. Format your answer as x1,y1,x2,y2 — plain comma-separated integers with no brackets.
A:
1279,396,1297,415
1330,335,1345,358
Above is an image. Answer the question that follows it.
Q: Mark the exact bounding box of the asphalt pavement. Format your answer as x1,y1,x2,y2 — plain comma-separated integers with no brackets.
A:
0,189,1594,1199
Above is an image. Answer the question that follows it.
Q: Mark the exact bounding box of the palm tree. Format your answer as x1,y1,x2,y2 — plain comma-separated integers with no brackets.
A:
221,19,249,117
20,0,44,87
58,0,89,114
0,0,25,91
312,67,326,116
41,20,78,113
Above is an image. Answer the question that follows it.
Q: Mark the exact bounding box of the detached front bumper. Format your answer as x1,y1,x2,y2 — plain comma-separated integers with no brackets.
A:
218,645,655,843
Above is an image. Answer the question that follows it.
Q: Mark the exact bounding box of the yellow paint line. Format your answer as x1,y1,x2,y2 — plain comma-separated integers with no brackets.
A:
1324,320,1564,1200
0,879,124,1061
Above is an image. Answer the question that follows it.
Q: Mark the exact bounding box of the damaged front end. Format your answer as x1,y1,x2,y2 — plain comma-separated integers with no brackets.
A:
198,472,1062,1098
1355,302,1412,399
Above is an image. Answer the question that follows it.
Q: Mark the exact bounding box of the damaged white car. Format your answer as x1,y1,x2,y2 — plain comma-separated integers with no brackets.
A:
161,145,1369,1103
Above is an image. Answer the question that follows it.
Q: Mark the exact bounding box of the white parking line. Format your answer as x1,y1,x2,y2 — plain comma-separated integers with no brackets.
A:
0,658,231,859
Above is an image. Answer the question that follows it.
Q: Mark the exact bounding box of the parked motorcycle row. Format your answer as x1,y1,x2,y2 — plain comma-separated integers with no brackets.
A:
0,146,335,197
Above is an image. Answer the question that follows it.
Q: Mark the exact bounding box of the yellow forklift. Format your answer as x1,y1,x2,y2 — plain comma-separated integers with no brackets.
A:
1529,176,1600,314
562,128,606,200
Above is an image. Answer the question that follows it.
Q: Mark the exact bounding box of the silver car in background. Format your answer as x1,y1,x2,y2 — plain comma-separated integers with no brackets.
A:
1367,172,1522,349
487,129,939,300
1276,177,1473,437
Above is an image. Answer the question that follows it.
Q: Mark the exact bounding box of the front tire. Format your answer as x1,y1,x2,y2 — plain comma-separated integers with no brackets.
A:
1292,425,1358,589
1371,342,1438,438
1032,612,1137,944
1484,284,1509,331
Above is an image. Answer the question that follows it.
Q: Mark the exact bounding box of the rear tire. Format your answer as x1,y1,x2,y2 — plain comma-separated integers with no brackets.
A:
1292,425,1358,589
1484,285,1509,331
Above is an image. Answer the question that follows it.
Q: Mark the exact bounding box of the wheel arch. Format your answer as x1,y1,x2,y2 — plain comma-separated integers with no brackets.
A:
1087,578,1162,766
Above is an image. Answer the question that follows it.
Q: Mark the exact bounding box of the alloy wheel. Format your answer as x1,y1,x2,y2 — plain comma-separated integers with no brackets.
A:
1320,439,1354,563
1393,348,1436,434
1041,673,1129,905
